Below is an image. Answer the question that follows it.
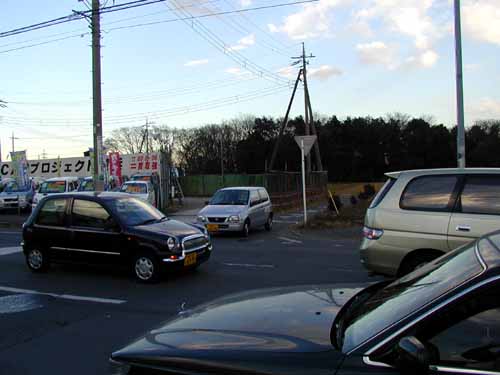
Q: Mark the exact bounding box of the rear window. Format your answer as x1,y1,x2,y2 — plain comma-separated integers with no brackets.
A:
400,175,458,211
39,181,66,194
369,178,396,208
459,176,500,215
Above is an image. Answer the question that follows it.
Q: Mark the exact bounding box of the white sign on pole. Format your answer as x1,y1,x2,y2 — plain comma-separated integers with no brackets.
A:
294,135,316,225
294,135,317,157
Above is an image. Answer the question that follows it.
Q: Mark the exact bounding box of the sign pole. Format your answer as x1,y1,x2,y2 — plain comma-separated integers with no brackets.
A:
301,139,307,224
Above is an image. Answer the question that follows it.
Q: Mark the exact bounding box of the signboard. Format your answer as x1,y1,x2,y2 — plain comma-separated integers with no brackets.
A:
294,135,317,156
0,152,161,180
10,150,29,186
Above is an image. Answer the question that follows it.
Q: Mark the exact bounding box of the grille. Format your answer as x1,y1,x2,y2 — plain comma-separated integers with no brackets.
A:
183,236,208,251
208,217,226,223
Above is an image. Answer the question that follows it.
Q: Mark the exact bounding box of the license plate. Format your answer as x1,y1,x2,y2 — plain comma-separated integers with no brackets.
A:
206,223,219,232
184,252,197,267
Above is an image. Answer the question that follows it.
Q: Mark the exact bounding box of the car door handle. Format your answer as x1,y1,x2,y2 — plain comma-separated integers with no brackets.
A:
456,225,471,232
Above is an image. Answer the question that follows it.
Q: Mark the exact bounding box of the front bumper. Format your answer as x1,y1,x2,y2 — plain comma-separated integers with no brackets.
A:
0,200,29,209
202,222,245,233
161,244,212,270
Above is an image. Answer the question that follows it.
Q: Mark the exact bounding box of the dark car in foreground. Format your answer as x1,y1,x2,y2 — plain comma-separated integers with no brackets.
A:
22,192,212,283
111,231,500,374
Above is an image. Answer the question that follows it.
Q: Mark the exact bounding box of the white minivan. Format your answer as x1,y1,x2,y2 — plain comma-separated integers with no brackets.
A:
32,176,79,209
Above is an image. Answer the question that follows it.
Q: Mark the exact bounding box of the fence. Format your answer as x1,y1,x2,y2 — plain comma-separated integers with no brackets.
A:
179,171,328,201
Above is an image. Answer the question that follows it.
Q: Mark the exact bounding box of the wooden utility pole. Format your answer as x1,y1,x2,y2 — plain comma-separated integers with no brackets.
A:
91,0,103,190
269,69,303,171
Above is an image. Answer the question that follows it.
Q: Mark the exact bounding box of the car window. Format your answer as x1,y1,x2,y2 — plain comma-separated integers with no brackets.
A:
258,189,269,203
459,176,500,215
210,190,249,205
400,175,459,211
37,198,67,226
71,199,112,229
108,197,164,226
121,183,147,194
78,180,94,192
39,180,66,194
342,242,483,353
250,190,260,206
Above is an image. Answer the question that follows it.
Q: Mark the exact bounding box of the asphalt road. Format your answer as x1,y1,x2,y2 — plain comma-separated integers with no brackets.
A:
0,215,380,375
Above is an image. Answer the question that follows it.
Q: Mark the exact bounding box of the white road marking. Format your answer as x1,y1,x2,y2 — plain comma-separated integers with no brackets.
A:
0,286,126,305
223,263,275,269
273,220,299,224
0,246,22,256
278,237,303,244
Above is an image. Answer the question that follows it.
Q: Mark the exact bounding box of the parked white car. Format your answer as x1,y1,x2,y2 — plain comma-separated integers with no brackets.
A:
32,176,80,209
120,180,155,206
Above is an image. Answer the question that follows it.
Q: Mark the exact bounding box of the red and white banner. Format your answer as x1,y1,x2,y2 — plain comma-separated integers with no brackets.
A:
109,152,122,185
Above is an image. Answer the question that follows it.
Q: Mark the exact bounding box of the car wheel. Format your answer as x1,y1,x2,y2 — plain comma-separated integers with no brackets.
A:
265,215,273,231
26,248,49,272
241,220,250,237
133,253,160,283
398,252,440,277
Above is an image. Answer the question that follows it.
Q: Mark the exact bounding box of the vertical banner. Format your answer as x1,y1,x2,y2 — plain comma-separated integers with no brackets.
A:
10,150,29,187
109,152,122,186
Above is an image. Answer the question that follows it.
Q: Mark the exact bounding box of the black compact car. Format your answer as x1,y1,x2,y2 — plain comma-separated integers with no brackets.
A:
22,192,212,282
111,231,500,374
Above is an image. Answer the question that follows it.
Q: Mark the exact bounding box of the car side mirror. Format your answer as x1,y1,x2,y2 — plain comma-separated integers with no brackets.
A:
394,336,430,375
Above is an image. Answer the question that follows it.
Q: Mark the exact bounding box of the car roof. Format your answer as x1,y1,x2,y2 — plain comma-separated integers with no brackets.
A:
44,176,79,182
42,191,132,200
219,186,266,191
385,168,500,179
124,180,149,185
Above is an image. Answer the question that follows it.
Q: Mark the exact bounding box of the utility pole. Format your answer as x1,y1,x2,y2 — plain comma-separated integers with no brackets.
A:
301,43,312,173
91,0,104,190
10,132,19,155
145,118,150,154
454,0,466,168
220,135,224,185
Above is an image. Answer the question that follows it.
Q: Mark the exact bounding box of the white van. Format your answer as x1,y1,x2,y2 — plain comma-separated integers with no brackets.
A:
120,180,156,206
32,177,80,209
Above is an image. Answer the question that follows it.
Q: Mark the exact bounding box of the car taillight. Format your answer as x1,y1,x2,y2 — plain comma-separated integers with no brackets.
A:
363,226,384,240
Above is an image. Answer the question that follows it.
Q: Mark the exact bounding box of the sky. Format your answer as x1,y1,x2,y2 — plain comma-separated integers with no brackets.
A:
0,0,499,160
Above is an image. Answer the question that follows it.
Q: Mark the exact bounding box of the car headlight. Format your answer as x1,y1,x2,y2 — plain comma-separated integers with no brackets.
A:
167,237,176,250
228,215,240,223
197,215,207,223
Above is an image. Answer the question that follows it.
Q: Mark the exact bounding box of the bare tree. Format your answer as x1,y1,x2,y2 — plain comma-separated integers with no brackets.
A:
104,126,144,154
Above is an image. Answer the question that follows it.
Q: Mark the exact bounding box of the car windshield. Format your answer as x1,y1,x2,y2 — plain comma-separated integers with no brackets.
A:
340,242,484,352
39,181,66,194
78,180,94,192
4,182,29,193
108,197,165,226
121,183,147,194
210,190,249,205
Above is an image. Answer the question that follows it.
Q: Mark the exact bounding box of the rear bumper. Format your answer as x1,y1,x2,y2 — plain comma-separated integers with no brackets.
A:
204,222,245,233
360,238,402,276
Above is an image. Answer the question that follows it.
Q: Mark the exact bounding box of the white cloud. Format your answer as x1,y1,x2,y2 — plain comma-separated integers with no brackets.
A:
277,66,297,79
309,65,343,80
269,0,351,40
354,0,445,50
184,59,209,67
404,49,439,69
463,0,500,46
227,33,255,51
240,0,252,7
225,67,252,77
465,63,480,72
356,41,398,69
470,97,500,119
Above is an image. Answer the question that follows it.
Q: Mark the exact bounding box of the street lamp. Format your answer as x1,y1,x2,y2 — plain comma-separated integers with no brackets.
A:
454,0,466,168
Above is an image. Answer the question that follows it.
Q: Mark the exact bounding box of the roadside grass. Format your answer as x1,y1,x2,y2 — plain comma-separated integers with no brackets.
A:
296,198,371,230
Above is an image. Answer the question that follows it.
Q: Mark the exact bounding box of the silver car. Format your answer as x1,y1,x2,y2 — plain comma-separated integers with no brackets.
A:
196,187,273,237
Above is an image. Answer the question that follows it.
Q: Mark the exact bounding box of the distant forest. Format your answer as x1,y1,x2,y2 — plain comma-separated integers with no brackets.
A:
105,114,500,182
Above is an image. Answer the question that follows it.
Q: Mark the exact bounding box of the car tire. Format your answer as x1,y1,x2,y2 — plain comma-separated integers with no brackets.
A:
241,220,250,237
398,252,440,277
133,253,161,283
26,248,49,273
265,215,273,231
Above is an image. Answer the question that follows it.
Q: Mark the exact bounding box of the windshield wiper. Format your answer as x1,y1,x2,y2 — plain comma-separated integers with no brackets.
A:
135,218,159,226
159,216,169,222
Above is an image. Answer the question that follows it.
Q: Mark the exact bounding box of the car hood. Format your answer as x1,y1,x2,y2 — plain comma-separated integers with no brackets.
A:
131,219,203,239
112,284,366,375
198,204,247,217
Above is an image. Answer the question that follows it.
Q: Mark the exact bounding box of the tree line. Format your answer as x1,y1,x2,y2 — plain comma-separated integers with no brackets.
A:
104,114,500,182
